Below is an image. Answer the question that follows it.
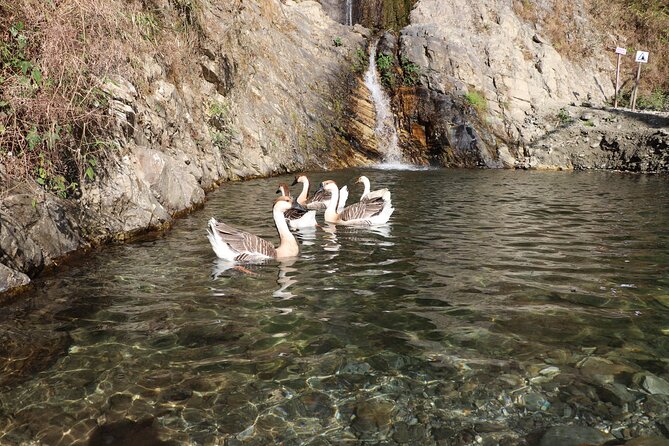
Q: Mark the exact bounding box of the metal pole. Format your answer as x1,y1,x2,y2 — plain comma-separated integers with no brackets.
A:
631,63,642,112
614,53,621,109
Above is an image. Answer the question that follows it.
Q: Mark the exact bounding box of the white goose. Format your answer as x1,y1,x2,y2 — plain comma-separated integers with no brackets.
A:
276,183,318,229
207,196,300,261
293,174,348,211
318,180,394,226
357,175,392,204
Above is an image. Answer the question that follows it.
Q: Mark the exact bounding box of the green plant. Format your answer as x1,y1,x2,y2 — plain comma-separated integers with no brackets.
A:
400,56,420,86
351,47,367,73
131,12,160,42
333,37,342,47
636,89,669,111
464,90,488,112
376,52,395,88
556,108,573,125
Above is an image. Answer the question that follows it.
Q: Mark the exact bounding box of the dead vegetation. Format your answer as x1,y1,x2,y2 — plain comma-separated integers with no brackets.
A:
513,0,669,110
0,0,207,197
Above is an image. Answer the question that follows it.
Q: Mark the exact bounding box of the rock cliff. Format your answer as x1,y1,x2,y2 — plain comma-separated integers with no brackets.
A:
1,0,372,296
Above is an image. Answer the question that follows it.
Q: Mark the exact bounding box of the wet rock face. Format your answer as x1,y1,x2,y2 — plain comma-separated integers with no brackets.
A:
393,0,615,167
0,177,83,283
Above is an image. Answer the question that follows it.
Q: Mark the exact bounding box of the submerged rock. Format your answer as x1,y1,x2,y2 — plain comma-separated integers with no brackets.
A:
539,425,613,446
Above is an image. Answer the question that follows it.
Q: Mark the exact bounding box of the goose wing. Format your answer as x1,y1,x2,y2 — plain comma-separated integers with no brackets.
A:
307,188,331,208
284,207,310,221
211,220,276,259
363,188,391,202
339,197,386,222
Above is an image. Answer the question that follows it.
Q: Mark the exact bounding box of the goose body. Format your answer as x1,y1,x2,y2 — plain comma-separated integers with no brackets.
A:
293,174,348,211
207,196,299,261
319,180,394,226
357,175,391,203
276,183,318,229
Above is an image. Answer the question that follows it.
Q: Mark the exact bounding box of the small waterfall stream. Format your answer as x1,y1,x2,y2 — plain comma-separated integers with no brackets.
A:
345,0,353,26
363,41,404,164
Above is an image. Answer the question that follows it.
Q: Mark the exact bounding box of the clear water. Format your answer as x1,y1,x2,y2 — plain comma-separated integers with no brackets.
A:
1,168,669,445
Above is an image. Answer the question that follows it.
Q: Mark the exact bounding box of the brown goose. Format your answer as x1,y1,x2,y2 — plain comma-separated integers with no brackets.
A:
207,196,300,261
276,183,317,229
318,180,394,226
292,174,348,211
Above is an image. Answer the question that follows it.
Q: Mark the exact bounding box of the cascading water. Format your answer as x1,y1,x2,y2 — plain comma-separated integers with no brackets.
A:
363,41,404,164
345,0,353,26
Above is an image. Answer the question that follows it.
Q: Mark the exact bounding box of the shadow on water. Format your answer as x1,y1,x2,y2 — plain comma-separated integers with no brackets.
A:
0,168,668,444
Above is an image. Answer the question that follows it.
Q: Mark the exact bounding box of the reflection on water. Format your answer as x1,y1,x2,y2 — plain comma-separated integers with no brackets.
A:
1,169,669,445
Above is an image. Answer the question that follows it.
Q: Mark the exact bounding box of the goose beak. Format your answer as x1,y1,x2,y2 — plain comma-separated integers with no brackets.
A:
276,188,282,195
315,183,325,194
291,178,298,186
291,200,306,211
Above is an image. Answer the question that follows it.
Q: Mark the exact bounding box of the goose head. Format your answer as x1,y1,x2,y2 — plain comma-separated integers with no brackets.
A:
291,175,308,186
274,196,294,213
317,180,338,195
356,175,370,187
276,183,291,197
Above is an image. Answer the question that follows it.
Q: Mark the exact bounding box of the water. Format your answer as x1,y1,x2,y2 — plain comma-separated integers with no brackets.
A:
345,0,353,26
1,169,669,445
364,42,403,164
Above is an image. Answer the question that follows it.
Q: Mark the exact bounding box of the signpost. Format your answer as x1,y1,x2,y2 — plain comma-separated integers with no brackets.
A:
613,47,627,109
631,51,649,111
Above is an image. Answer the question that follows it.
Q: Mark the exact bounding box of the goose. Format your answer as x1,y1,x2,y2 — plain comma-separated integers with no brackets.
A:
293,174,348,211
276,183,318,229
207,196,300,261
356,175,391,203
317,180,394,226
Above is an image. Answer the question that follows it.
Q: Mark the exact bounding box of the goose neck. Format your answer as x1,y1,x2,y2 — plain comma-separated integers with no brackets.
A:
297,179,309,205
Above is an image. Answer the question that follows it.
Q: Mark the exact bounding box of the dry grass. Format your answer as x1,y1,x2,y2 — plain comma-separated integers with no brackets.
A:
587,0,669,103
513,0,669,105
0,0,205,197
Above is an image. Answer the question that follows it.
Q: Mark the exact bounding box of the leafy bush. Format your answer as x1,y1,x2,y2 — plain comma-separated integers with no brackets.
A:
351,47,367,73
376,52,395,88
464,90,488,112
556,108,573,125
400,56,420,86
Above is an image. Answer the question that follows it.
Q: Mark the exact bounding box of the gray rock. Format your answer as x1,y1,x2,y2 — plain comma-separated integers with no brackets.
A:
539,425,613,446
597,382,636,405
642,374,669,396
0,263,30,293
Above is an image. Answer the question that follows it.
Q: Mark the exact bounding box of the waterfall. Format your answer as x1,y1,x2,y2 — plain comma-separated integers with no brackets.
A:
363,41,403,164
345,0,353,26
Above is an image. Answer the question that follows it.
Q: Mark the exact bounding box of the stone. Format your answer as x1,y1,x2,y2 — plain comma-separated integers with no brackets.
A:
641,374,669,396
0,263,30,294
597,382,636,405
539,425,613,446
625,437,669,446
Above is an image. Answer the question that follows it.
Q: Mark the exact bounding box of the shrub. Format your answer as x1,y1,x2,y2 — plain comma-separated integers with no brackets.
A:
0,0,205,197
376,52,395,88
465,90,488,112
400,56,420,86
556,107,573,125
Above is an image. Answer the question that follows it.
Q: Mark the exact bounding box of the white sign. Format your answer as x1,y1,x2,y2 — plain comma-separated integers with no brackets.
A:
635,51,649,63
615,47,627,55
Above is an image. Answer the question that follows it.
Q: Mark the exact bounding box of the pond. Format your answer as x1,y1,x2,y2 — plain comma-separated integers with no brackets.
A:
1,168,668,445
